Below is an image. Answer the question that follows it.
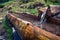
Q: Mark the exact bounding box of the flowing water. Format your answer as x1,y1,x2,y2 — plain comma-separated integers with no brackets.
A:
40,12,46,28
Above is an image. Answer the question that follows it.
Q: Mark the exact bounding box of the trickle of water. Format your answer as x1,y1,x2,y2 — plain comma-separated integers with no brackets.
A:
12,27,15,33
40,12,46,28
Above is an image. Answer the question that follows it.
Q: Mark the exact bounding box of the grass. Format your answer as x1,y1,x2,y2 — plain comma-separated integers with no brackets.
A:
53,3,60,5
2,17,13,40
11,4,38,15
45,0,60,6
12,8,38,15
27,9,38,15
0,0,12,4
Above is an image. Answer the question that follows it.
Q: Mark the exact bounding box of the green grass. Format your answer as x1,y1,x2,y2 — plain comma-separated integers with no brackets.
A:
27,9,38,15
12,6,38,15
53,3,60,5
2,17,13,40
0,0,14,7
45,0,60,6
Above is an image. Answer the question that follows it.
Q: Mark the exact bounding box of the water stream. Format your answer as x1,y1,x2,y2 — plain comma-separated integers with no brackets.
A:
40,12,46,28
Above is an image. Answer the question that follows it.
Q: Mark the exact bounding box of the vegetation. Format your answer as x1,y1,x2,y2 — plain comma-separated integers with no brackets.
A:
0,4,5,8
0,0,12,3
2,17,13,40
1,0,60,40
45,0,60,5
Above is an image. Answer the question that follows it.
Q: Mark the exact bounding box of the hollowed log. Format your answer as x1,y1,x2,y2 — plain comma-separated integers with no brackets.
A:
6,13,60,40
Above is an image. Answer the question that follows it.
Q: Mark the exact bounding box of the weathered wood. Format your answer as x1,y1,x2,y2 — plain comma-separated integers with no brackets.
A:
6,13,60,40
46,6,60,24
39,6,60,24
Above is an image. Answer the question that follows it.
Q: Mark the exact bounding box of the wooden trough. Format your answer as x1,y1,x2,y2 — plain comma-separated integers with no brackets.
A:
6,11,60,40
